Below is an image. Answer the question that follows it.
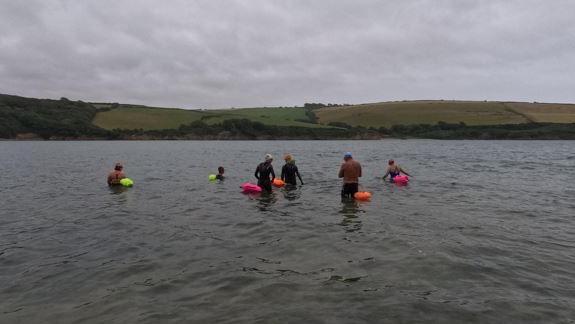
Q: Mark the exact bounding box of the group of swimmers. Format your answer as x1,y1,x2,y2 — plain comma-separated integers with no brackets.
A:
107,153,410,199
254,154,304,192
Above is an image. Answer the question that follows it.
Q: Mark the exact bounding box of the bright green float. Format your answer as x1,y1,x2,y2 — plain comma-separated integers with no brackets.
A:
120,178,134,187
208,174,217,181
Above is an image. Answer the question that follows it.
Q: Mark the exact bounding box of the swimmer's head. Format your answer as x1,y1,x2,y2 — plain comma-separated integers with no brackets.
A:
114,163,123,171
218,166,224,174
388,159,395,165
344,152,352,160
265,154,273,162
284,154,293,162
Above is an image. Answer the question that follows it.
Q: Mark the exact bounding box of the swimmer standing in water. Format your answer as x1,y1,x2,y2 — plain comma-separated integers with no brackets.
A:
107,163,126,186
338,152,362,199
255,154,275,193
281,154,303,186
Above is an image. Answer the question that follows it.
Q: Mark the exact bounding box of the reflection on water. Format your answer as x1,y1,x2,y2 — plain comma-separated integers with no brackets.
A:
339,199,364,233
256,192,278,211
108,185,129,195
281,185,301,201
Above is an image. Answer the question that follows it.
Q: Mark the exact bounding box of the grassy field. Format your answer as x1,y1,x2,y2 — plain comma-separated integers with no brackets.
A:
200,107,329,128
92,105,328,130
504,102,575,123
315,101,526,127
315,101,575,127
92,105,207,130
92,101,575,131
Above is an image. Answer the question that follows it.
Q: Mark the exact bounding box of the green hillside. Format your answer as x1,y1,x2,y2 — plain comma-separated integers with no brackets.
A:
0,94,107,139
2,93,573,140
92,100,575,131
504,102,575,123
201,107,327,128
315,101,575,127
92,105,325,130
92,105,207,130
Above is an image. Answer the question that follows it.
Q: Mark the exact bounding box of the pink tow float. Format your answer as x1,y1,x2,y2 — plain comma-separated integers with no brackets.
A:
393,175,409,185
241,182,262,193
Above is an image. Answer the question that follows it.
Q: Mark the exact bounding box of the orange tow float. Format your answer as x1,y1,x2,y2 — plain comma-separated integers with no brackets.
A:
272,179,285,187
354,191,372,201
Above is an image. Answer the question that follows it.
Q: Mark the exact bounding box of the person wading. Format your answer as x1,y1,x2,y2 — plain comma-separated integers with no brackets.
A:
216,166,225,180
281,154,304,186
338,152,362,199
107,163,126,186
255,154,275,193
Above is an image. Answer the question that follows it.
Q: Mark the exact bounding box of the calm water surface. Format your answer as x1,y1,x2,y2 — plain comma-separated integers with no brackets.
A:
1,140,574,323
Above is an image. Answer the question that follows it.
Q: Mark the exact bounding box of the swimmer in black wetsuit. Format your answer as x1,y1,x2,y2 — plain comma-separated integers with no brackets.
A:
255,154,275,193
281,154,303,186
216,166,225,180
383,159,411,182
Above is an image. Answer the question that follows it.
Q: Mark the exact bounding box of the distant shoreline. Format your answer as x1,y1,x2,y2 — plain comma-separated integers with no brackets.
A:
2,93,575,141
3,132,574,141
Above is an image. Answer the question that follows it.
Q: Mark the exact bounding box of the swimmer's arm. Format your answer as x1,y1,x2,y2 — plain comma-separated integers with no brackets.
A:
400,167,411,176
281,165,285,181
382,166,390,179
358,164,362,177
338,165,344,178
295,167,303,184
382,170,389,179
254,168,260,179
270,167,275,181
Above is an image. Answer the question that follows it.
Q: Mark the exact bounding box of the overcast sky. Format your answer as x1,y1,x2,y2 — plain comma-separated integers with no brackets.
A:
1,0,574,108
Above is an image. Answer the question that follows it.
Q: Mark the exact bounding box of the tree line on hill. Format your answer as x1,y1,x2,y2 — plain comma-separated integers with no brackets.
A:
1,94,574,140
0,94,109,139
89,119,575,140
382,121,575,140
303,103,352,109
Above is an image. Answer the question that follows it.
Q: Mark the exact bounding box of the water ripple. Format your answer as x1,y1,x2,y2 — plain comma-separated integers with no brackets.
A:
1,140,574,323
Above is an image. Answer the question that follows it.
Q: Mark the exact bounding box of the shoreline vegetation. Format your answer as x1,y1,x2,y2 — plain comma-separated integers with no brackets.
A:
1,93,575,140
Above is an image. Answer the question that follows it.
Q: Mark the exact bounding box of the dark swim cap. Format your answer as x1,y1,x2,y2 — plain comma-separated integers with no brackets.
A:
115,163,123,170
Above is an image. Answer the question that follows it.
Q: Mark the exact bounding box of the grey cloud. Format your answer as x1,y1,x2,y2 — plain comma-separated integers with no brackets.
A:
0,0,574,108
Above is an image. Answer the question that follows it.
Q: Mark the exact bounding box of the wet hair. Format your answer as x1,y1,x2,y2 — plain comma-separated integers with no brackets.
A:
218,166,224,174
388,160,395,165
114,163,123,171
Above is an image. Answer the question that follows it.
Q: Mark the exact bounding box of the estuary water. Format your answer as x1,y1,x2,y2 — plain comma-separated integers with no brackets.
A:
0,140,574,323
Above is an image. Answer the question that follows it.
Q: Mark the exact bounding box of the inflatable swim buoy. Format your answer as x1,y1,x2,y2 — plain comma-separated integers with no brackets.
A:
393,175,409,185
241,182,262,193
272,179,285,187
354,191,372,201
208,174,217,181
120,178,134,187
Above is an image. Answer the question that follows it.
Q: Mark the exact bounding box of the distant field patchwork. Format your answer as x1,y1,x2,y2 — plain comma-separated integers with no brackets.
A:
92,101,575,131
315,101,527,127
201,107,329,128
505,103,575,123
315,101,575,127
92,105,327,130
92,106,206,130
